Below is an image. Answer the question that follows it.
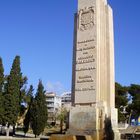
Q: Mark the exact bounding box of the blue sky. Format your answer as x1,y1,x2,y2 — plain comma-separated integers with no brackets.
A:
0,0,140,94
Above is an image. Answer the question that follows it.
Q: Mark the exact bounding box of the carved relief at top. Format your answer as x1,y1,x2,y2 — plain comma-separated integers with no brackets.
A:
78,7,94,31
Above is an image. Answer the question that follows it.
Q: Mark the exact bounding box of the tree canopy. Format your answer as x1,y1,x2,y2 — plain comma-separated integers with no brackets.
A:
128,84,140,117
0,57,4,123
3,56,22,126
30,80,48,137
115,82,128,122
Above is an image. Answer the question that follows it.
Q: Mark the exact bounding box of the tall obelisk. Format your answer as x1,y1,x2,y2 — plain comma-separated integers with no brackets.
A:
69,0,120,139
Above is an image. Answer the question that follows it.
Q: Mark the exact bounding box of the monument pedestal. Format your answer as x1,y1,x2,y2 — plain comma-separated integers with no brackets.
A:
67,105,120,140
110,108,121,140
67,105,105,139
50,135,102,140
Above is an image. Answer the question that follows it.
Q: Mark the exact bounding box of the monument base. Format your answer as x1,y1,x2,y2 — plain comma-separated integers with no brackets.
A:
67,105,105,139
67,105,120,140
113,130,121,140
49,134,103,140
110,108,121,140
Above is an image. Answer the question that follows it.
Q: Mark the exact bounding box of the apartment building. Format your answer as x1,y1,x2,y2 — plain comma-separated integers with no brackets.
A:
46,92,61,124
61,92,71,110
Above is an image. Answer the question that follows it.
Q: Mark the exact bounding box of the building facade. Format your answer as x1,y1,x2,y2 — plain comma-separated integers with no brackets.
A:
46,92,61,124
61,92,72,110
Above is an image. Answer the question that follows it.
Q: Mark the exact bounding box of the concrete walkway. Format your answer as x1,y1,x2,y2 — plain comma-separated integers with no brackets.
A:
0,132,50,140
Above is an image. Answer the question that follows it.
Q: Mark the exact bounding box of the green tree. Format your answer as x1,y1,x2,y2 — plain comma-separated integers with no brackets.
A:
128,84,140,117
23,85,34,135
57,107,67,133
0,57,4,123
26,85,34,107
3,56,22,136
23,108,31,135
19,76,28,104
30,80,47,138
115,82,128,122
18,77,28,118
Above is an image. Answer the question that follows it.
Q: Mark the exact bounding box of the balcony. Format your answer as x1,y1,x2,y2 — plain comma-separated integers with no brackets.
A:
47,104,54,108
46,99,54,102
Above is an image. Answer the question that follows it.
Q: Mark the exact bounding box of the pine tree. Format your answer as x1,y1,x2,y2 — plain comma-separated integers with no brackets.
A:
19,76,28,104
19,76,28,117
115,82,128,122
23,108,31,135
0,57,4,94
30,80,48,137
128,84,140,117
26,85,34,107
0,57,4,123
23,85,34,135
3,56,22,136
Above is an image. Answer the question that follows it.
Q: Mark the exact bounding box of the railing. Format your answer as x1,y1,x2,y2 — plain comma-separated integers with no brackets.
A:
46,99,54,102
47,104,54,107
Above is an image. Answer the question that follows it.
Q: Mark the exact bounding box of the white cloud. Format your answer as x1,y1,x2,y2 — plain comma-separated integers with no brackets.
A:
46,81,66,95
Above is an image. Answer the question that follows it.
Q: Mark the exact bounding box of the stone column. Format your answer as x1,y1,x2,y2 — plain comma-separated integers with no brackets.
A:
68,0,120,139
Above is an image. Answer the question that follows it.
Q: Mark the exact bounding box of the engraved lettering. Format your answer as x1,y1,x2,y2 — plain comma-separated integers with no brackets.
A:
77,79,94,83
76,59,95,64
77,39,94,44
79,75,91,79
76,67,96,71
75,88,95,92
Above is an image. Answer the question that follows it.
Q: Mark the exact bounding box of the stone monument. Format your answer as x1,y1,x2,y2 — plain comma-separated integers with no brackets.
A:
67,0,120,139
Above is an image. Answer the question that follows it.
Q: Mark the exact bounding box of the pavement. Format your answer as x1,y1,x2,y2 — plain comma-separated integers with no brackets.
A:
0,132,50,140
